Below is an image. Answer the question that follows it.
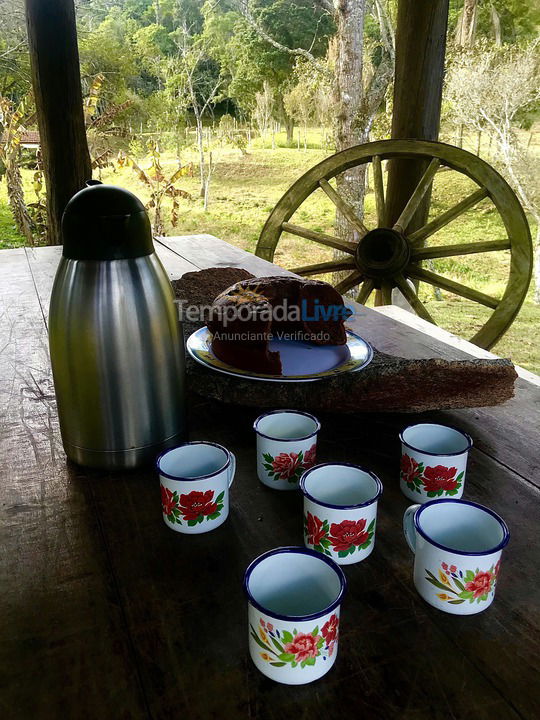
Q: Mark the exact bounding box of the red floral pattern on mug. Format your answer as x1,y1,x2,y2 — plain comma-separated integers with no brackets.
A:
161,487,225,526
179,490,218,521
303,444,317,469
305,512,326,547
400,454,422,485
329,518,371,556
304,513,375,558
161,486,178,517
422,465,459,493
401,454,463,498
321,614,339,645
272,452,300,479
283,632,321,663
426,562,498,604
465,571,493,599
263,445,316,484
250,616,337,669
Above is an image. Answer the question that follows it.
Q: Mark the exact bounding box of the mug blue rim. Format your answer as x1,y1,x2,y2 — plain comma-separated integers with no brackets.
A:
299,462,383,509
253,409,321,442
156,440,231,481
414,498,510,556
243,546,347,622
399,422,473,457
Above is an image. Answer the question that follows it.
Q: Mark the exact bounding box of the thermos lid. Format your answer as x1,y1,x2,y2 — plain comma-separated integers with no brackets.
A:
61,183,154,260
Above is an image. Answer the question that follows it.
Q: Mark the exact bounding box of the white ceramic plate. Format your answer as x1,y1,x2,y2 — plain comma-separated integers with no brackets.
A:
186,327,373,382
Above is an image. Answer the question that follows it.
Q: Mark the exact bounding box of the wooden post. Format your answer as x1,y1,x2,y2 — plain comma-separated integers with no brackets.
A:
385,0,450,229
25,0,91,245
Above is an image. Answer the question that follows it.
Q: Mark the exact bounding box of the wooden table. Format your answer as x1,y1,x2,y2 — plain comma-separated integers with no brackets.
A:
1,235,539,720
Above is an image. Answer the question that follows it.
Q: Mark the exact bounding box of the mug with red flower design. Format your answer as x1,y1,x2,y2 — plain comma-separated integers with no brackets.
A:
254,410,320,490
399,423,473,503
300,463,382,565
403,498,509,615
244,546,346,684
157,441,235,534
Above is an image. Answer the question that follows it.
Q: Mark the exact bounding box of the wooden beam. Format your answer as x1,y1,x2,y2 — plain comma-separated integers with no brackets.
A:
385,0,450,230
25,0,91,245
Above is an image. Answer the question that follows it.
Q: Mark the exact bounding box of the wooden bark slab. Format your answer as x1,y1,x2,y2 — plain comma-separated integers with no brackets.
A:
175,268,517,413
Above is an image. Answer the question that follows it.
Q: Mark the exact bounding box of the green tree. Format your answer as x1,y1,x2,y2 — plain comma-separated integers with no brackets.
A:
202,0,334,142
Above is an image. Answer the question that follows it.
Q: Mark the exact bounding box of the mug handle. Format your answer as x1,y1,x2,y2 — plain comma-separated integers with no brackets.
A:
403,504,421,553
228,451,236,488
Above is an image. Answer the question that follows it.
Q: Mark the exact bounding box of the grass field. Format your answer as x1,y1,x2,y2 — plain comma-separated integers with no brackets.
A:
1,129,539,373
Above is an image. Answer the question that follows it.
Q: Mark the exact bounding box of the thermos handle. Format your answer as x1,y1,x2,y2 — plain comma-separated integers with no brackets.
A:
403,504,421,553
228,451,236,488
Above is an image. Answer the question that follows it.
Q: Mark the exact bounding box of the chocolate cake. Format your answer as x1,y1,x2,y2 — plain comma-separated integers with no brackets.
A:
206,276,351,374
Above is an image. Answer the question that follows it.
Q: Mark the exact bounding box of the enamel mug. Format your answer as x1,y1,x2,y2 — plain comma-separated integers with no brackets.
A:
244,547,346,684
300,463,382,565
157,441,235,533
254,410,320,490
403,499,509,615
399,423,472,503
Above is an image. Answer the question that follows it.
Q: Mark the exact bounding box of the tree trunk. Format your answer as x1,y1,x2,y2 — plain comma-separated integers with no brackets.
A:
285,116,294,145
534,224,540,305
456,0,478,48
6,150,34,244
25,0,92,245
334,0,366,241
195,113,205,198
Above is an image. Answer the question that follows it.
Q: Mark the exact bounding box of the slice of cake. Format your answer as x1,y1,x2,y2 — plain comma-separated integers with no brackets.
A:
206,276,351,374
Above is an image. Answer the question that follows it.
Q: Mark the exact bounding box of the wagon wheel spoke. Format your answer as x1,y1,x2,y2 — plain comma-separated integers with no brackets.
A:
372,155,386,226
319,178,369,237
356,279,375,305
380,281,393,305
373,282,393,306
335,270,363,294
411,239,511,261
407,265,500,309
290,259,357,276
394,274,436,324
393,158,441,234
408,187,490,245
281,222,357,254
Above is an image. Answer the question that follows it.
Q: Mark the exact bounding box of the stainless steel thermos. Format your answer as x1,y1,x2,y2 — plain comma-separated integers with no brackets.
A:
49,183,186,469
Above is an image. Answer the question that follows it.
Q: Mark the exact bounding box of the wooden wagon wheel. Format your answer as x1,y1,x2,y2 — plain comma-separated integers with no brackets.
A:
255,140,532,349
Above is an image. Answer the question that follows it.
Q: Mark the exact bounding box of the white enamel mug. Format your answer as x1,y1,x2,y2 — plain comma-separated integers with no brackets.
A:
157,441,235,533
399,423,472,503
254,410,320,490
244,547,346,685
403,499,509,615
300,463,383,565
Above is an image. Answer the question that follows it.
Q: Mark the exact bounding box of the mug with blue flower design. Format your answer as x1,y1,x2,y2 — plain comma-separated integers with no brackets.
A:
399,423,472,503
403,498,509,615
244,546,346,684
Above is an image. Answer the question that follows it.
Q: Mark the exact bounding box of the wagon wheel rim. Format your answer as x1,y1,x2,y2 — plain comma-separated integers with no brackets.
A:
255,139,533,350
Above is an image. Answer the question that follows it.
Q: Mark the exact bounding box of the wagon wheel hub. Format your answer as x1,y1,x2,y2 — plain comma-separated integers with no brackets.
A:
355,228,410,280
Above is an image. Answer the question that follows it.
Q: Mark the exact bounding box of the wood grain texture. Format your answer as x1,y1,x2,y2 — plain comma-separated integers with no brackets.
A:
0,249,147,719
2,237,539,720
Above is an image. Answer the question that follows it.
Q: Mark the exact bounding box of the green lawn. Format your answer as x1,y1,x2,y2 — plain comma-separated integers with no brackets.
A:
1,130,538,373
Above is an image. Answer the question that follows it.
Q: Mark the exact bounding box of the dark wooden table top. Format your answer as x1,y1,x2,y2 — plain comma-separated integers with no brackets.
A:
1,235,539,720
